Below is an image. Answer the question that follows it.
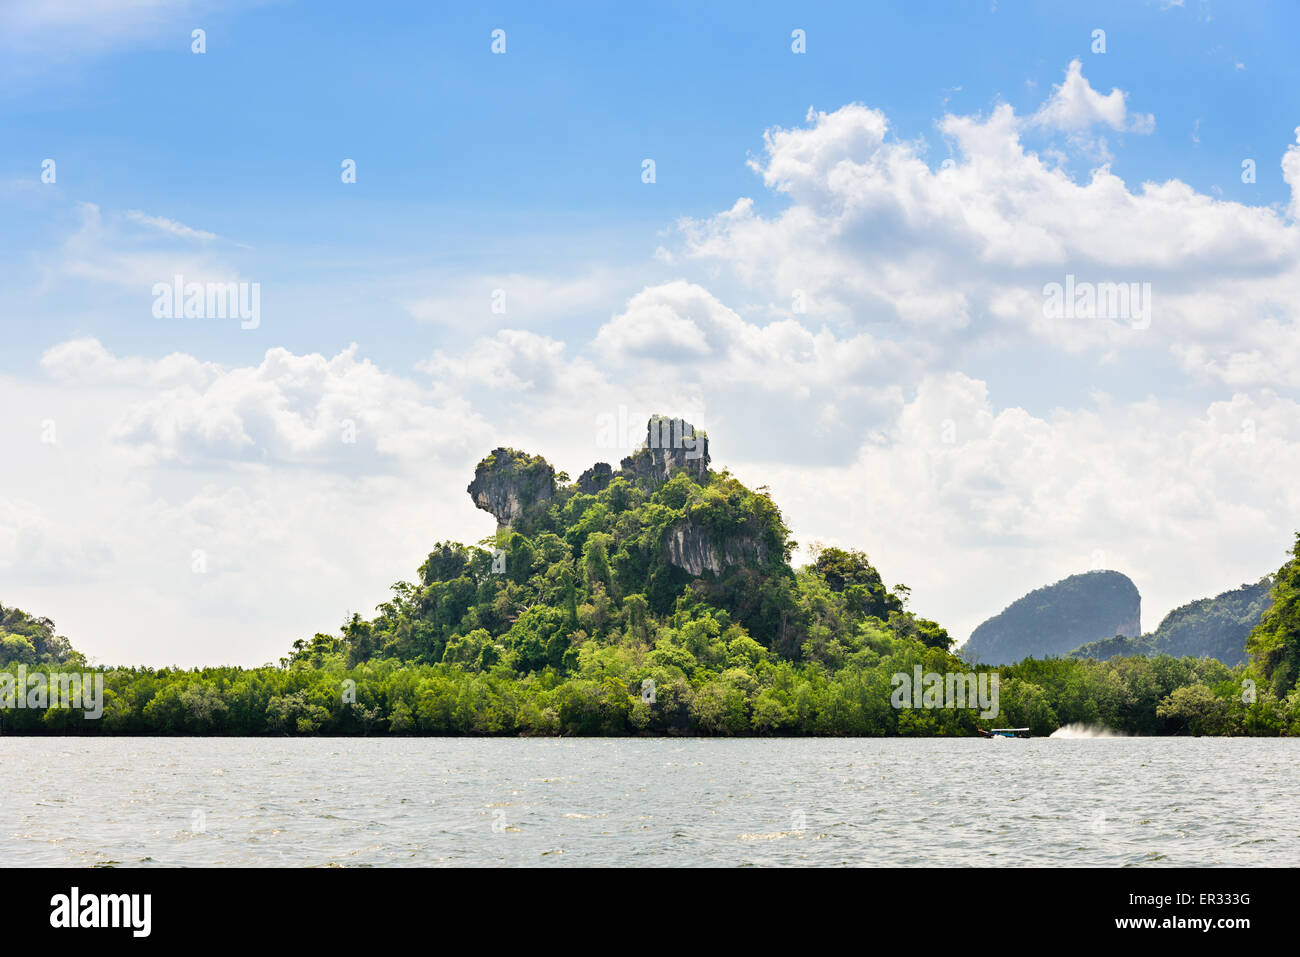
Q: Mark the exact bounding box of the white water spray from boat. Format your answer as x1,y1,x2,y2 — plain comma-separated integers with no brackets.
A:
1050,723,1127,738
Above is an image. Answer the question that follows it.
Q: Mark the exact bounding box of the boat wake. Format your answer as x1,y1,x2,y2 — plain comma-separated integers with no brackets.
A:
1050,723,1126,738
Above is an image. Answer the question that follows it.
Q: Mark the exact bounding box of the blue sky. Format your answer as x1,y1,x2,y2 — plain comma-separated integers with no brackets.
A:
2,0,1299,665
4,0,1295,374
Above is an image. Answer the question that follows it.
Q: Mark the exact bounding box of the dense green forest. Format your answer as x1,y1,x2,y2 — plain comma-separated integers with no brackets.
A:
4,417,1300,737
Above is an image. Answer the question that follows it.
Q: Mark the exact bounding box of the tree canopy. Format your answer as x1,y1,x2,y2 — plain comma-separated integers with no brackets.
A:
4,428,1298,738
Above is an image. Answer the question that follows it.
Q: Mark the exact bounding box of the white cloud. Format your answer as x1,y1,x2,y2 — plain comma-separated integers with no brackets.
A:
594,281,919,397
596,285,714,359
419,280,917,467
674,76,1300,388
125,209,218,242
1284,126,1300,221
42,339,486,469
58,202,242,293
42,337,219,389
1031,59,1155,134
422,329,608,398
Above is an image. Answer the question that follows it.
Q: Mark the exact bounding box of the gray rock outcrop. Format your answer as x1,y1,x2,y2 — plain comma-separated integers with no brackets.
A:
576,462,614,495
467,448,555,531
664,519,766,576
619,415,709,488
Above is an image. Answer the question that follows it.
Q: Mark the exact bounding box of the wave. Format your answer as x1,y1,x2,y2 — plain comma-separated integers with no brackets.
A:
1049,723,1127,738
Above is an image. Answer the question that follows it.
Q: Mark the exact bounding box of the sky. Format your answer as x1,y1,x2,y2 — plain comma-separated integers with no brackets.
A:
2,0,1299,666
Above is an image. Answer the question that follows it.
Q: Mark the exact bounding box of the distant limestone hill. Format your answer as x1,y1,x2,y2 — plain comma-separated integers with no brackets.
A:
961,570,1140,665
1072,576,1274,666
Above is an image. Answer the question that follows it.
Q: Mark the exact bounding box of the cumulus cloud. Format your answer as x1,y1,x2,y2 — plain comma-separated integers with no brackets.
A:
1284,126,1300,221
417,280,920,471
1031,59,1155,134
674,74,1300,387
42,339,485,469
594,281,919,397
421,329,609,398
42,337,220,390
596,284,716,360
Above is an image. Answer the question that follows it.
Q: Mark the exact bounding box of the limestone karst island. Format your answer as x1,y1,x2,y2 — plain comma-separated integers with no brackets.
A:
2,415,1298,736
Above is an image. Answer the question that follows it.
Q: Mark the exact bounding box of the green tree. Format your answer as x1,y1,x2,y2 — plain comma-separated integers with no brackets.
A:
1247,533,1300,697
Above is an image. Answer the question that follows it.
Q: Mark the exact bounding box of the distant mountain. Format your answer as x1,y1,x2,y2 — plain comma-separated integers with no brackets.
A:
1072,576,1274,666
961,570,1140,665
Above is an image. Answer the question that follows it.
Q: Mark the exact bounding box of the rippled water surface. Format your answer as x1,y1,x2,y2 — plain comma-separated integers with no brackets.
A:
2,737,1294,866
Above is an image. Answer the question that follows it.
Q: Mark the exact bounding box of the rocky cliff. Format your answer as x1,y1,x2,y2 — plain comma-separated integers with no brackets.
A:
467,448,556,531
664,519,767,577
467,416,766,578
575,462,614,495
618,415,710,488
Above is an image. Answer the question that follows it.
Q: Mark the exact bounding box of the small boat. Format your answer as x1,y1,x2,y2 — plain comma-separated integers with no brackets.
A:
977,727,1030,739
